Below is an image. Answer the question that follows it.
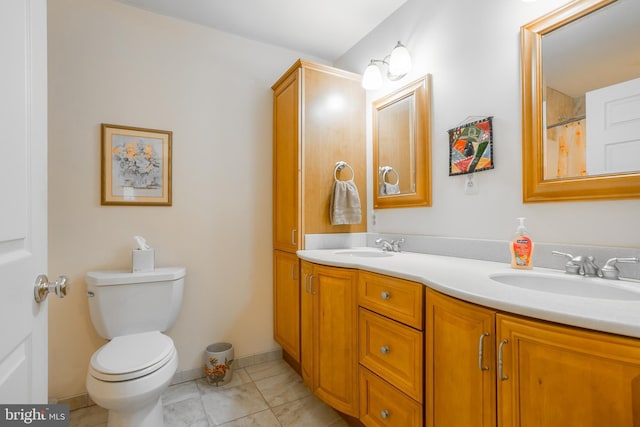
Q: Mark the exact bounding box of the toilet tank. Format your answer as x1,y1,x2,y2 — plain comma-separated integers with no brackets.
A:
85,267,185,339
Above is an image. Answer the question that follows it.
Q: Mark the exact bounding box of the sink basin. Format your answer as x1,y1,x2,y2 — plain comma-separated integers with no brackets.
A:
333,249,394,258
489,271,640,300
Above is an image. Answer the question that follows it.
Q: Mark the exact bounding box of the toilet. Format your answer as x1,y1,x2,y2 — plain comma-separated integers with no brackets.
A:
85,267,186,427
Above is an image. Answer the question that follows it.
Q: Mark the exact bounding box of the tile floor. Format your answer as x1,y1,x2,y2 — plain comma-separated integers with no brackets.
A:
70,359,349,427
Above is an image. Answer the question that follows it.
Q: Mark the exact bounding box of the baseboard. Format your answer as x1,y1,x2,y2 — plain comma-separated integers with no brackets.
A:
49,393,97,412
169,348,283,385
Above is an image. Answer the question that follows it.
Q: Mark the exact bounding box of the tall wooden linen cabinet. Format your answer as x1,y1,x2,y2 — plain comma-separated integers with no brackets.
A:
271,60,366,367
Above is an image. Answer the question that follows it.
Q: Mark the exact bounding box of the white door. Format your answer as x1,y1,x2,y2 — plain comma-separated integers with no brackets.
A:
0,0,49,403
586,76,640,175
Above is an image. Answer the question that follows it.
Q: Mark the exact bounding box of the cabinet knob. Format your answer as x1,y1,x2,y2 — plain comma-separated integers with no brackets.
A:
380,409,390,419
380,291,391,300
380,345,390,355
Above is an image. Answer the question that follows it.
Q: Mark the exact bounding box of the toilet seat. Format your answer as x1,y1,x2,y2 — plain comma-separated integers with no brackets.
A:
89,331,175,382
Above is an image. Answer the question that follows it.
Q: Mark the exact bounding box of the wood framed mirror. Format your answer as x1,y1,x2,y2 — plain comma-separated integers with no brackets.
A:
373,75,431,209
521,0,640,203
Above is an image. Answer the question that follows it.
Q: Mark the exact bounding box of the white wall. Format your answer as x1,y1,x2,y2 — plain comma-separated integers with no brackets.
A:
47,0,321,400
335,0,640,248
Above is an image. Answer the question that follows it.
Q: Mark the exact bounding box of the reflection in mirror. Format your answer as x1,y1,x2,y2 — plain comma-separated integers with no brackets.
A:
373,75,431,209
542,0,640,180
377,94,414,196
521,0,640,202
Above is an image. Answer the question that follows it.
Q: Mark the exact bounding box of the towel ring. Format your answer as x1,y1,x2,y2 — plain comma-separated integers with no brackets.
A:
380,166,399,185
334,161,354,181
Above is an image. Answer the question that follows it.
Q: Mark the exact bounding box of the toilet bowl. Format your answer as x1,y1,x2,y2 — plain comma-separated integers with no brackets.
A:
85,267,185,427
86,332,177,427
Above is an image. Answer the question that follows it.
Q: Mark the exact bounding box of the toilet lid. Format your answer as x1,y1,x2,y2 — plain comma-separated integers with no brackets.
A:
89,331,175,382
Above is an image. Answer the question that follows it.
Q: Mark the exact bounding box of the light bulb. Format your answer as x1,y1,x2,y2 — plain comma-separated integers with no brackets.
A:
388,42,412,76
362,61,383,90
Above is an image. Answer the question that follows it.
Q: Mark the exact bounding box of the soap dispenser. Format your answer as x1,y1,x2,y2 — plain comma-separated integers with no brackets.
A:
510,217,534,269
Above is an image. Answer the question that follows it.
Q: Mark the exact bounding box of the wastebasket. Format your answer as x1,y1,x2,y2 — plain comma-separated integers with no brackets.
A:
204,342,234,386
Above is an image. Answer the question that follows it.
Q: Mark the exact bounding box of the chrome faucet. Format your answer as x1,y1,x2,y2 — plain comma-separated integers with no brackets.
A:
551,251,581,274
575,256,601,277
392,238,405,252
376,238,394,251
552,251,601,276
375,238,405,252
601,257,639,280
553,251,639,280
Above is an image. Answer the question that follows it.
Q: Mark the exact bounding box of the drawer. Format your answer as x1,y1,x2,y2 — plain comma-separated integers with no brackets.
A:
359,367,422,427
358,271,424,329
359,308,423,402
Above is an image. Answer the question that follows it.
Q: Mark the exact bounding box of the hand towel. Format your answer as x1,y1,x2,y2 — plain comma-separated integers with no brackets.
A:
383,182,400,195
330,179,362,225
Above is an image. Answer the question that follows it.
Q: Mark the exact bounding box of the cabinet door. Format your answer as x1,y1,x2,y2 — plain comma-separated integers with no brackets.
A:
273,70,300,252
273,250,300,362
302,66,367,235
497,314,640,427
300,261,314,388
426,290,496,427
313,264,359,417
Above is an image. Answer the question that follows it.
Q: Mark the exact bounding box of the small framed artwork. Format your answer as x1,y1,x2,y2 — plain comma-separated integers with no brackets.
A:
448,116,494,176
101,124,172,206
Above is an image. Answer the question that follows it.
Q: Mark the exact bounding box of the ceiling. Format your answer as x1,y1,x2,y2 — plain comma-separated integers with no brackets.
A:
114,0,408,61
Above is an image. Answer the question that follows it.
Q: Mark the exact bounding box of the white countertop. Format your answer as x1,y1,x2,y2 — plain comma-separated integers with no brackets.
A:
297,247,640,339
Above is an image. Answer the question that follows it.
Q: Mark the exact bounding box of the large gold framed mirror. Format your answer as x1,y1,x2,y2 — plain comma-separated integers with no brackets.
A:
373,75,431,209
521,0,640,203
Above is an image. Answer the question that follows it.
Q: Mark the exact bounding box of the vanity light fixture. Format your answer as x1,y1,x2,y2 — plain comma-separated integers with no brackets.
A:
362,41,412,91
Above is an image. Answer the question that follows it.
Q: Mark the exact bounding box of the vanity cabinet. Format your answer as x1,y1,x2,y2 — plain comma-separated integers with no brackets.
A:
358,271,424,427
300,261,359,417
272,59,367,253
497,314,640,427
272,60,366,364
427,288,640,427
272,67,300,253
273,250,300,361
426,289,496,427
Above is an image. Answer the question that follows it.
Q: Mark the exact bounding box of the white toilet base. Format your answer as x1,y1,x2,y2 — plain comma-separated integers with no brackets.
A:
87,347,177,427
107,398,163,427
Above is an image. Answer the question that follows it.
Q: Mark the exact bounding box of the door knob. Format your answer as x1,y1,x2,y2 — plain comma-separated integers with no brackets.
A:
34,274,70,303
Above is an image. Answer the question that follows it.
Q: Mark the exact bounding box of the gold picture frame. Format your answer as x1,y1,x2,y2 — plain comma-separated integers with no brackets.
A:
101,123,172,206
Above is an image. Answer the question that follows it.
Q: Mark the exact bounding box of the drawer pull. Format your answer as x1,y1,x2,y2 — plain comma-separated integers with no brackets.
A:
380,345,390,355
380,291,391,300
498,338,509,381
478,332,490,371
380,409,390,419
309,274,316,295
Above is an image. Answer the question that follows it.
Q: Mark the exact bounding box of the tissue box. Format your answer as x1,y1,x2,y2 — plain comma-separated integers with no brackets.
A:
132,249,154,272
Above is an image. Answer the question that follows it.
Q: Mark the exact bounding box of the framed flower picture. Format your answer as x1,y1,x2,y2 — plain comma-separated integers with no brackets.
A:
101,124,172,206
448,116,494,176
